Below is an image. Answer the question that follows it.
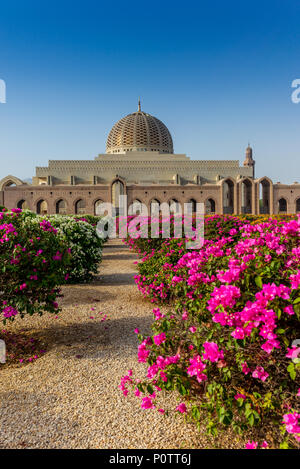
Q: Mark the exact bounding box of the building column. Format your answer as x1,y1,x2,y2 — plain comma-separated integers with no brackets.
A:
219,185,224,214
270,183,274,214
251,183,256,215
233,183,238,214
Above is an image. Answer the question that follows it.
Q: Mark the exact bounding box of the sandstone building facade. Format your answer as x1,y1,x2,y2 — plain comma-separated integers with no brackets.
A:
1,102,300,216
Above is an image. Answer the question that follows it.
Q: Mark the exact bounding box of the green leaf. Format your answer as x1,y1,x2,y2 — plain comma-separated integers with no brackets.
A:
280,441,289,449
287,362,296,380
255,276,263,289
146,384,154,394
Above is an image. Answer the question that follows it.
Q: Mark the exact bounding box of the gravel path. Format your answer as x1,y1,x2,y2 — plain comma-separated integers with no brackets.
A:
0,239,210,449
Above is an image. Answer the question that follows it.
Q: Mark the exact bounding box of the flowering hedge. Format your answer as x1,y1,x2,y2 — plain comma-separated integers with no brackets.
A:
126,214,297,257
0,209,70,322
121,215,300,449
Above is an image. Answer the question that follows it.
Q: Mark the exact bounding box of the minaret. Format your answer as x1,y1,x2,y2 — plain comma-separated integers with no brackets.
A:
243,143,255,178
138,97,141,112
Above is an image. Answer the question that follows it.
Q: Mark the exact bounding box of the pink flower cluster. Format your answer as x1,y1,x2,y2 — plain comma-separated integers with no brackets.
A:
282,412,300,441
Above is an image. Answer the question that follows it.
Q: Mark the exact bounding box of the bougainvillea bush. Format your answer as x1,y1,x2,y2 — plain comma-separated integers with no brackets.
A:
0,209,70,323
121,215,300,448
42,215,104,283
133,215,251,303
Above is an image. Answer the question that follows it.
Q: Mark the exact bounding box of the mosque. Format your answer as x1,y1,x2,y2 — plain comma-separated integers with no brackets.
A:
1,101,300,215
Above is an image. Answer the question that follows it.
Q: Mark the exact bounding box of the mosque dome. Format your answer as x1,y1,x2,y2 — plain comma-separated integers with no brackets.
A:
106,100,174,154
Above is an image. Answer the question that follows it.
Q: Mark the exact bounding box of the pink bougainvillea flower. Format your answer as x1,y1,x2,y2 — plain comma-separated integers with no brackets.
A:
202,342,224,363
245,440,258,449
153,333,166,346
252,366,269,382
141,396,155,410
234,393,246,400
137,341,150,363
231,327,245,340
241,362,251,375
176,403,187,414
286,346,300,360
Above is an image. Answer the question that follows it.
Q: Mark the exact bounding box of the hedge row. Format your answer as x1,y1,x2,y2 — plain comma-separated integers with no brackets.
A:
121,214,300,449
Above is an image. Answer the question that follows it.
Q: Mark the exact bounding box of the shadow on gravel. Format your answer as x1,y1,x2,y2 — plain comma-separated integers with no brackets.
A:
103,253,136,261
59,287,116,306
103,243,128,249
94,273,136,286
30,315,153,358
0,391,78,449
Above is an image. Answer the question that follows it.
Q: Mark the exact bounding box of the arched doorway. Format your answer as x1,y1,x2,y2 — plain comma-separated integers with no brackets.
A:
169,199,181,214
241,179,252,214
296,198,300,213
94,199,104,216
56,199,67,214
259,179,271,214
17,200,29,210
187,198,197,214
129,199,143,215
205,198,216,214
75,199,86,215
223,180,234,214
278,198,287,213
150,199,160,216
111,180,125,215
37,200,48,215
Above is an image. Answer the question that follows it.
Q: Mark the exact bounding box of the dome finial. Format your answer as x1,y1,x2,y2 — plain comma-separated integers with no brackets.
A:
138,97,141,112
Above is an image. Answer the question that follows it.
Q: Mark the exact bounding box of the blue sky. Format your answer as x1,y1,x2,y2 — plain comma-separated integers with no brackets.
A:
0,0,300,183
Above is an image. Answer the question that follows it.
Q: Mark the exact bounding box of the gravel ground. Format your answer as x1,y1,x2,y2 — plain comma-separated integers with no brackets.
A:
0,239,216,449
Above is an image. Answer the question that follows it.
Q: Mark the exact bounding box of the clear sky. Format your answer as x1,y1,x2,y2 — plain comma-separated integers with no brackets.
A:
0,0,300,183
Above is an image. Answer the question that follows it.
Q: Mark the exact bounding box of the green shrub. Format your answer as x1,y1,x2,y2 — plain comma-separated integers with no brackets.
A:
43,215,104,283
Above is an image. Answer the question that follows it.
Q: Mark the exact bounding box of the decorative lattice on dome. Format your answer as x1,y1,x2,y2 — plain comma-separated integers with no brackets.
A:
106,102,174,154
